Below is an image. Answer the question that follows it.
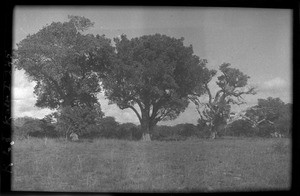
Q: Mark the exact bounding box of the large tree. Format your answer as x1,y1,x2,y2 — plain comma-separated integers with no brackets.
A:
190,63,256,138
101,34,209,141
13,15,114,109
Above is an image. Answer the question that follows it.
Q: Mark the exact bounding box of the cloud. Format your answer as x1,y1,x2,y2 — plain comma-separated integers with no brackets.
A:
159,103,199,126
256,77,291,95
13,86,35,101
17,100,36,113
262,77,288,89
12,69,36,101
12,70,54,119
97,92,140,124
255,77,292,103
12,99,53,119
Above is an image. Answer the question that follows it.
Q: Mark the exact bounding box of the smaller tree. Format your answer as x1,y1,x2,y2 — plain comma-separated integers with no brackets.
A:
244,97,291,137
191,63,256,139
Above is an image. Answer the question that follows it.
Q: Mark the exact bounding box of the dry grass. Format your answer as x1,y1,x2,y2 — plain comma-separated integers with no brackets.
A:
12,137,291,192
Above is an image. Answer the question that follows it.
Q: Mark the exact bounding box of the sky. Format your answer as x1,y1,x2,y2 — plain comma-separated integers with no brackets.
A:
12,6,292,125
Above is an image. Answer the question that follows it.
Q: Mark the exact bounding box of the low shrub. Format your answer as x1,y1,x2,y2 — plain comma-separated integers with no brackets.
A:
175,123,198,138
117,124,142,140
151,126,175,140
226,119,255,137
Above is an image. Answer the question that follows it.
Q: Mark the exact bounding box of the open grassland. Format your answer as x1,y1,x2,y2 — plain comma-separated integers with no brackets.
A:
12,137,291,192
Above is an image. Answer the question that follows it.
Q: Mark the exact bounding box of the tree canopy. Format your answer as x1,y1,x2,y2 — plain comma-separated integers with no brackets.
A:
101,34,209,140
13,15,114,109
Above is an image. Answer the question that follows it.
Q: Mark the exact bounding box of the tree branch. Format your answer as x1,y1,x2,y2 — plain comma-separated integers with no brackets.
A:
135,99,144,111
213,89,223,104
120,105,142,123
232,86,256,97
150,97,167,120
204,83,213,105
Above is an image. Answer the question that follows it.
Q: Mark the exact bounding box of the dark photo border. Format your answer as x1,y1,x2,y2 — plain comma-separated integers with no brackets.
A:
2,0,299,195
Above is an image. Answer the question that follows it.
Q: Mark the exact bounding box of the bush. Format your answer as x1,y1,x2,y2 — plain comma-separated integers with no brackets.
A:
116,123,142,140
14,119,43,139
275,115,291,137
196,126,211,138
256,122,275,137
56,105,103,137
12,126,23,140
175,123,198,138
151,125,194,141
226,119,255,137
28,123,60,138
79,125,102,139
13,118,61,139
114,125,131,140
151,125,175,140
97,116,119,138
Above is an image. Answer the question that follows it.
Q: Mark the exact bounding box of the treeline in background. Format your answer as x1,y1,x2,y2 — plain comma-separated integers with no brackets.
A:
12,97,291,141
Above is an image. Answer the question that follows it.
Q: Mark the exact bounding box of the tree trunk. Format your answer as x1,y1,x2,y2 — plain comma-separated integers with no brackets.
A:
141,122,152,141
211,131,216,139
142,133,151,141
140,118,154,141
210,123,226,139
140,105,155,141
209,125,216,139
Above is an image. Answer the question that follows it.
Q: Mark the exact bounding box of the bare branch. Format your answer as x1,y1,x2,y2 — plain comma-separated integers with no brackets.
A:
232,86,256,97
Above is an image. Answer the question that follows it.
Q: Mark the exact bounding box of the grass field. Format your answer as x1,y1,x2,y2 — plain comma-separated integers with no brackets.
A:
12,137,291,192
